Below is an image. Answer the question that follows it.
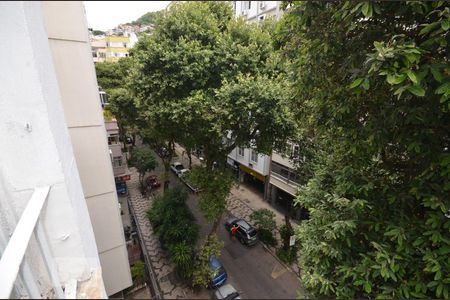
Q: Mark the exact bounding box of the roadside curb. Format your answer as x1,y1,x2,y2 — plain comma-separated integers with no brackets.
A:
261,243,301,278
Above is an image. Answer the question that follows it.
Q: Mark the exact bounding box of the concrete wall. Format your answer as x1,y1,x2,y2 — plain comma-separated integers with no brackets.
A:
41,1,132,295
0,1,104,296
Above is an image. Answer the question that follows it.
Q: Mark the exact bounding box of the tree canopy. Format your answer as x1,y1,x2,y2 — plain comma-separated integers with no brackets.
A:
277,1,450,298
131,1,294,230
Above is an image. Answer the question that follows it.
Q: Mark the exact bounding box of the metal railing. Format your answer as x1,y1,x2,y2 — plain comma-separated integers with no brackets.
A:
0,186,64,299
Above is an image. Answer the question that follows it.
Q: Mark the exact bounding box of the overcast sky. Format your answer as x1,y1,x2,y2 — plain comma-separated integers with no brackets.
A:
83,1,170,31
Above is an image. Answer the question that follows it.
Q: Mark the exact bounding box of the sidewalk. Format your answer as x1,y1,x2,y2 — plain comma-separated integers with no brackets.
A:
127,166,209,299
173,144,301,277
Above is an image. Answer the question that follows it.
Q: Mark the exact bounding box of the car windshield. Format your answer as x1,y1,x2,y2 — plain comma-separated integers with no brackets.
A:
248,229,257,237
175,164,184,170
225,292,240,300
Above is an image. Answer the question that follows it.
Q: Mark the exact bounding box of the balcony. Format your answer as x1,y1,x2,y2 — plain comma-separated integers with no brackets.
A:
0,186,106,299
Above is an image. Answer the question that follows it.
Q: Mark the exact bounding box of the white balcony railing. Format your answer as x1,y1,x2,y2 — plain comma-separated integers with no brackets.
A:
0,186,65,299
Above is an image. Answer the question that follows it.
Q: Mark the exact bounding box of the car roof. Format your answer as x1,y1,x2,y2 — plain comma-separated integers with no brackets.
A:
173,162,182,166
180,169,190,172
236,220,251,230
216,284,238,299
209,256,222,270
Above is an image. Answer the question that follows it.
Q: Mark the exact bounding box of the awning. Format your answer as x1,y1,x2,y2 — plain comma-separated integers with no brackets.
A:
239,164,265,182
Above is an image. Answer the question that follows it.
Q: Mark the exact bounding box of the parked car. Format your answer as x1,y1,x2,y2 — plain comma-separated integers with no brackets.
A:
209,256,227,288
213,284,241,300
177,168,190,178
170,162,185,175
146,175,161,189
225,217,258,246
116,182,128,196
156,147,170,159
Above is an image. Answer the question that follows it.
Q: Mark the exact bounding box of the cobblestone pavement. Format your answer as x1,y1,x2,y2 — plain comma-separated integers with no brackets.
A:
127,167,209,299
173,144,301,277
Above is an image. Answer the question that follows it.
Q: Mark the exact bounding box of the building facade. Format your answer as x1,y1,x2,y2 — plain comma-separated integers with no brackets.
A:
0,1,132,297
232,1,283,23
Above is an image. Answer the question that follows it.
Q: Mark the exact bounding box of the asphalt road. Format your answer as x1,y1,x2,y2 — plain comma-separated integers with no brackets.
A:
167,169,301,299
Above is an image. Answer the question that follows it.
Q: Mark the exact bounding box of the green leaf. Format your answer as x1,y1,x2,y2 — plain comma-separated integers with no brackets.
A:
361,78,370,90
349,78,364,89
361,2,372,18
442,19,450,31
407,70,418,84
436,82,450,95
407,84,425,97
364,282,372,293
437,283,443,298
387,74,406,85
419,22,440,36
430,66,443,82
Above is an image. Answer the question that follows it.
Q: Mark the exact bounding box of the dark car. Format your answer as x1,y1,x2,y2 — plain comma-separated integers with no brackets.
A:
225,217,258,246
146,175,161,189
116,182,128,196
209,256,227,288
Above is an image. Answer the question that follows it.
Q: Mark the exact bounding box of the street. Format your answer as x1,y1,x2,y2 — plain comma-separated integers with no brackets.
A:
163,153,302,299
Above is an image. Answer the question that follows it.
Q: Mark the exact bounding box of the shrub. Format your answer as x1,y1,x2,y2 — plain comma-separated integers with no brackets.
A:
258,228,278,247
130,261,146,286
276,247,297,264
147,186,199,277
250,209,277,246
170,243,195,280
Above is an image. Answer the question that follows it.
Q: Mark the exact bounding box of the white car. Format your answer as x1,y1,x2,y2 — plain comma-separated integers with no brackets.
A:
178,168,190,178
170,162,185,175
214,284,240,299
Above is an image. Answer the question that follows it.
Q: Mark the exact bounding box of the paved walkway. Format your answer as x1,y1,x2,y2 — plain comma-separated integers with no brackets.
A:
127,166,209,299
173,144,301,277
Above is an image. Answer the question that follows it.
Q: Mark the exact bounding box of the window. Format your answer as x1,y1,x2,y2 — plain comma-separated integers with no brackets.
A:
108,135,119,145
238,147,244,156
291,145,300,159
113,157,122,168
251,150,258,163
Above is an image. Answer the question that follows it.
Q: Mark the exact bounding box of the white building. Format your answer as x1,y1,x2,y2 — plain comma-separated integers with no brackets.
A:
232,1,283,23
0,1,132,298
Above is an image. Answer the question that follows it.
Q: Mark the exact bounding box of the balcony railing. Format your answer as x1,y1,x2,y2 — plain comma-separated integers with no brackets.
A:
0,186,65,299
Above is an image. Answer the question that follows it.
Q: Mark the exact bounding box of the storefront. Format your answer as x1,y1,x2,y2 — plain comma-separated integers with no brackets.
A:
239,164,266,194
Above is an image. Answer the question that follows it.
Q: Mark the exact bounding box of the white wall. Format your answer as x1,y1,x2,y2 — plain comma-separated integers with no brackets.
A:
234,1,281,21
0,1,104,296
41,1,132,295
228,147,270,176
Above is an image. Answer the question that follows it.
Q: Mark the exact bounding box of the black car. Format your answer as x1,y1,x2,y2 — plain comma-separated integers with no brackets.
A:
225,217,258,246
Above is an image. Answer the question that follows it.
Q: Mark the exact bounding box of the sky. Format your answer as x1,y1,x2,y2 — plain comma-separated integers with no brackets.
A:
83,1,170,31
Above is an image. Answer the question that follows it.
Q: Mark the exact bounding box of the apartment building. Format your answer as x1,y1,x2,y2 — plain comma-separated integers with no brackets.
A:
232,1,283,23
0,1,132,297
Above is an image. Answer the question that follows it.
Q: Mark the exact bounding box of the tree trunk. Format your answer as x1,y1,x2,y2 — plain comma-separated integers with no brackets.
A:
209,212,224,237
188,151,192,169
163,161,170,192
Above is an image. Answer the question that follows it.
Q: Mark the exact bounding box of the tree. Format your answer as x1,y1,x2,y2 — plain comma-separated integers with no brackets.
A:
130,261,146,286
250,209,278,246
192,234,224,288
131,11,161,26
129,147,157,190
277,1,450,298
131,1,294,234
92,29,105,36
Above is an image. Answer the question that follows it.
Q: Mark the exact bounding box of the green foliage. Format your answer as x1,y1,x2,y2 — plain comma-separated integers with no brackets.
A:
277,1,450,298
95,58,131,92
92,30,105,36
147,187,199,279
276,224,297,263
276,247,297,264
131,11,161,26
129,147,157,188
250,209,278,246
169,243,194,280
192,234,224,288
130,261,145,286
131,1,294,228
188,166,235,222
250,209,277,232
